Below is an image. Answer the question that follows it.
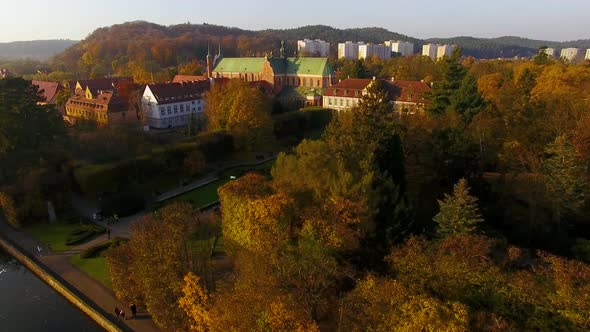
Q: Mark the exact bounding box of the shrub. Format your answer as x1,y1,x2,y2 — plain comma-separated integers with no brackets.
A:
80,237,127,258
65,224,106,246
100,192,145,217
0,192,19,228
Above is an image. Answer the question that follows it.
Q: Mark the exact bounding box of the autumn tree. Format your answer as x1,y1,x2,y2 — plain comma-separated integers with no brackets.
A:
106,203,211,331
178,272,211,332
541,135,588,223
427,48,467,116
433,179,483,238
205,79,273,150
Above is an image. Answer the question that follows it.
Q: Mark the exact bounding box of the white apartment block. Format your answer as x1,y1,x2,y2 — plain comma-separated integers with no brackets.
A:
338,41,362,60
560,48,583,62
540,48,557,58
437,44,457,60
422,43,438,61
358,43,391,60
141,81,209,129
386,40,414,57
586,49,590,61
297,39,330,57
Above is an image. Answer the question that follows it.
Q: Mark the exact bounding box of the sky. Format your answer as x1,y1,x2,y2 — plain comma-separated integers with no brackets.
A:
1,0,589,42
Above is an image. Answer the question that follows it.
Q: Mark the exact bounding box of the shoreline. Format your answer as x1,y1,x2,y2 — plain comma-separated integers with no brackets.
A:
0,234,123,332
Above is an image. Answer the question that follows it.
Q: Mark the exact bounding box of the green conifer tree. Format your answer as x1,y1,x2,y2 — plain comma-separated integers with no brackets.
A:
433,178,483,238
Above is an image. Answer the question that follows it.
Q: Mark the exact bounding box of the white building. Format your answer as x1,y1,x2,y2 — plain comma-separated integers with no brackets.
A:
561,48,583,62
586,49,590,61
437,44,457,60
540,47,557,58
358,43,391,60
386,40,414,57
422,43,438,61
141,81,210,129
338,41,362,60
297,39,330,57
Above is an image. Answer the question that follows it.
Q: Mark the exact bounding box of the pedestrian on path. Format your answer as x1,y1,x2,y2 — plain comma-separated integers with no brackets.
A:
114,306,120,319
120,310,126,320
130,303,137,318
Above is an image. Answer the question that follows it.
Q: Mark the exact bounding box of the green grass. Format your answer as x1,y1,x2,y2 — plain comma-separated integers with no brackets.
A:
25,223,81,252
168,159,276,208
70,255,112,288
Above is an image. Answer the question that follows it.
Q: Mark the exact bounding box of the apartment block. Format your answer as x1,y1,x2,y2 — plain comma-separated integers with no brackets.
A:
297,39,330,57
386,40,414,57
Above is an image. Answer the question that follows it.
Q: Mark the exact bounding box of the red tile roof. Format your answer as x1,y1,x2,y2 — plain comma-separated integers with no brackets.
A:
323,78,372,97
172,75,207,83
32,80,63,104
323,78,431,104
147,81,211,105
76,77,134,95
66,91,127,113
384,80,431,104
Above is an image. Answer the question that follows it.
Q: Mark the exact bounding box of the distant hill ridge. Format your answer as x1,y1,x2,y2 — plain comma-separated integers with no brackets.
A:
0,40,78,60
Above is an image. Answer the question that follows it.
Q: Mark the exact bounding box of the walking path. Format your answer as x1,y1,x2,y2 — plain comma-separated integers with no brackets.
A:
0,220,160,332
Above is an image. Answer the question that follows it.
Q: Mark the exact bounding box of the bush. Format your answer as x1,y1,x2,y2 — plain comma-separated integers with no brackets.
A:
80,237,127,258
100,192,145,217
273,108,332,139
65,224,106,246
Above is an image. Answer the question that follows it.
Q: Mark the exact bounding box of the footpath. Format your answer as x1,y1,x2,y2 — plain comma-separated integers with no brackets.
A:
0,220,160,332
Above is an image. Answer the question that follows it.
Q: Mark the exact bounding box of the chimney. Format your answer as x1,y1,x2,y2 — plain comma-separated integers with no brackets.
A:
391,77,395,82
372,76,376,81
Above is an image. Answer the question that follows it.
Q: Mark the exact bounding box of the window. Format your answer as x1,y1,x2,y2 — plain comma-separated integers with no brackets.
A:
346,99,350,107
192,101,195,104
174,105,178,113
167,106,172,115
354,91,358,97
317,80,320,87
160,107,165,115
180,105,184,112
198,107,202,111
340,99,343,106
329,98,332,106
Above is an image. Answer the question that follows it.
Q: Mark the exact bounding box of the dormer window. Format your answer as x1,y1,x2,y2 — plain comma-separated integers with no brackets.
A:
344,89,348,95
334,89,338,94
354,91,359,97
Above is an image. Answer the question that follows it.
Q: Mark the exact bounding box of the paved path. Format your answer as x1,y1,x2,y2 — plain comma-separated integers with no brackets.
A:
0,220,160,332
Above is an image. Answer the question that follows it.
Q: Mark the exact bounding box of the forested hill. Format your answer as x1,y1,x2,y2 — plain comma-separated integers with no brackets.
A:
0,40,78,60
427,36,590,59
48,21,589,80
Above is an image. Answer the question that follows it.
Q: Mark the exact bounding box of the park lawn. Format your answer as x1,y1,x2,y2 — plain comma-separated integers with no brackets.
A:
173,178,226,208
170,159,276,208
25,222,80,252
70,254,112,289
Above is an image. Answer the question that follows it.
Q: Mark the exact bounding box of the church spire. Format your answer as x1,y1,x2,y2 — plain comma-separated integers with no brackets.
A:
206,41,212,78
280,40,285,59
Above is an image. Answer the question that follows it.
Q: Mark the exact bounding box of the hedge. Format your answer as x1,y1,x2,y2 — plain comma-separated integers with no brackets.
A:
273,108,332,139
74,132,234,196
100,192,145,217
65,224,106,246
80,237,127,259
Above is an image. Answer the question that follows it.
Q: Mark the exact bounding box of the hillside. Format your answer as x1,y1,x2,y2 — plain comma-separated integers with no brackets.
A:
0,40,78,60
427,36,590,58
49,21,590,81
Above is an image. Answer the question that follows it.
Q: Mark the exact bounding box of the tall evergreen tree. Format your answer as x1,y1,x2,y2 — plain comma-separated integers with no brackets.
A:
542,135,588,223
427,48,466,116
433,178,483,238
450,74,487,123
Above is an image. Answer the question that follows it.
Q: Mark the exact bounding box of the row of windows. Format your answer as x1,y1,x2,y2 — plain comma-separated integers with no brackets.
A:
158,102,202,116
65,106,107,121
327,97,358,108
332,89,360,97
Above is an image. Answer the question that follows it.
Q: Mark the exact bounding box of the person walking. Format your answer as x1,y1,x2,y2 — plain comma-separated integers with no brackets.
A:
114,306,120,319
120,310,126,320
130,303,137,319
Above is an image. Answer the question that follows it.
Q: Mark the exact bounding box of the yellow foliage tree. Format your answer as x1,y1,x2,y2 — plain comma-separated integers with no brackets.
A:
0,192,19,228
179,272,211,332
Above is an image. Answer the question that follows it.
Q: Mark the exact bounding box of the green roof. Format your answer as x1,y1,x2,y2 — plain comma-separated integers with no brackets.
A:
213,57,266,73
213,57,332,76
278,86,326,99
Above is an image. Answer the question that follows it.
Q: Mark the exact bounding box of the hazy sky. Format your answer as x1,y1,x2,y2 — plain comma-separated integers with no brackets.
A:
1,0,589,42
